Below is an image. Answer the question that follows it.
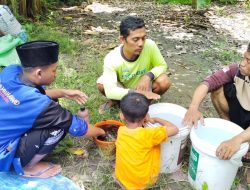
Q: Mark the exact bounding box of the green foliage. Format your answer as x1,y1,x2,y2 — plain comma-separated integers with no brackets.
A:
213,0,238,5
245,1,250,9
9,0,18,16
156,0,211,7
202,182,208,190
184,15,191,26
231,177,241,189
202,39,241,65
24,22,81,55
1,0,85,19
193,0,211,9
155,0,239,5
153,172,193,189
85,160,117,189
53,134,74,154
155,0,192,5
46,0,85,6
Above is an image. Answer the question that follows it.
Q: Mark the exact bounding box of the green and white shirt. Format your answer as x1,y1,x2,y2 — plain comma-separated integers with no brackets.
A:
100,39,168,100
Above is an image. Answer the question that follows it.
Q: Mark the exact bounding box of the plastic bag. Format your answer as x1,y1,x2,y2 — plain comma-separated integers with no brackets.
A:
0,5,27,42
0,172,83,190
0,34,22,67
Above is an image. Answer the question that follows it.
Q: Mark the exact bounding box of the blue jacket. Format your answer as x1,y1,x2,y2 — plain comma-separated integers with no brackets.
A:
0,65,88,173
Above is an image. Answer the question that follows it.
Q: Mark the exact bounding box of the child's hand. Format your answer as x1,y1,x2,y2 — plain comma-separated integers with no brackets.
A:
148,117,157,124
144,116,156,124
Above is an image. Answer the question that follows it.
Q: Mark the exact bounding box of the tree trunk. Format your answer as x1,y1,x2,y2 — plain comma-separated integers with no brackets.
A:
0,0,7,4
19,0,27,17
20,0,42,18
1,0,44,18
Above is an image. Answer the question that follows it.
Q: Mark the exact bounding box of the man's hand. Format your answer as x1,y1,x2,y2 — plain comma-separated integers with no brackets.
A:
136,75,152,91
147,117,157,124
216,138,241,160
137,90,160,100
64,89,88,105
182,107,204,128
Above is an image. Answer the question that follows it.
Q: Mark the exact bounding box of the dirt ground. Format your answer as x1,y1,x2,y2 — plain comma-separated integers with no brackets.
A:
52,1,250,189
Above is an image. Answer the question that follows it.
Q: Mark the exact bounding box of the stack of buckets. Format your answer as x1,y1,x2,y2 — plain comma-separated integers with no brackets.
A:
149,103,249,190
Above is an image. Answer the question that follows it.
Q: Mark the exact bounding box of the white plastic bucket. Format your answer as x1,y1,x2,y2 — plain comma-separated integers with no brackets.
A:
148,103,190,173
188,118,249,190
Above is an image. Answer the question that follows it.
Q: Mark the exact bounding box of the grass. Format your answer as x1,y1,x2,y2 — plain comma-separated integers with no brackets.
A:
155,0,240,5
202,37,242,65
156,0,192,5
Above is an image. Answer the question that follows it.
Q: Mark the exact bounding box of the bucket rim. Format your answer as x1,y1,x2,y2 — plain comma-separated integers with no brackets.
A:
190,118,249,158
148,102,189,137
149,102,187,108
170,127,190,139
93,120,124,144
149,103,187,113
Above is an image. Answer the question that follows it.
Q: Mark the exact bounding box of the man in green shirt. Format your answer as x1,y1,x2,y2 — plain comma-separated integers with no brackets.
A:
97,16,170,113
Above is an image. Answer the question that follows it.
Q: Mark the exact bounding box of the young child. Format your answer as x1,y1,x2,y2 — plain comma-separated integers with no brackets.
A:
115,92,179,189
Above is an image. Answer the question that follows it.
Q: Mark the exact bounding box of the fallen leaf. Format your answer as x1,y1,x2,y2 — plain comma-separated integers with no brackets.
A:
63,16,73,20
66,148,85,155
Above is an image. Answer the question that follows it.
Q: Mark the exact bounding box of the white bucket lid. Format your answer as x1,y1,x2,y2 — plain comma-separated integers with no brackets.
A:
191,118,249,159
148,103,190,138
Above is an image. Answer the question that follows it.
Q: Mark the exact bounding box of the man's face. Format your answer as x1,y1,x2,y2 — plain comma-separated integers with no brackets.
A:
239,52,250,76
121,27,146,57
40,63,58,85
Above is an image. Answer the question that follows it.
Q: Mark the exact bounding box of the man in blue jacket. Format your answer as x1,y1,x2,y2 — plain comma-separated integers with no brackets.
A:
0,41,105,178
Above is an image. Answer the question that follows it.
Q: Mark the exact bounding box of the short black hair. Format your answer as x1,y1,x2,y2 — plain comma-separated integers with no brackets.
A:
120,92,150,123
120,16,145,39
247,43,250,52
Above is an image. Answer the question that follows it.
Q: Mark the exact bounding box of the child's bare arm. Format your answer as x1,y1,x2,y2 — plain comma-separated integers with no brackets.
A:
151,117,179,137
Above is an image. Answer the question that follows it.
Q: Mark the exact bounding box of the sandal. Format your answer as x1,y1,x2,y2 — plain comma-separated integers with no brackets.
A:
23,162,61,178
98,100,119,114
247,168,250,184
242,151,250,163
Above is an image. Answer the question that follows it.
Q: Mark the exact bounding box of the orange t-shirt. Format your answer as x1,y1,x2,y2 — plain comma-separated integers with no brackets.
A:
115,126,167,190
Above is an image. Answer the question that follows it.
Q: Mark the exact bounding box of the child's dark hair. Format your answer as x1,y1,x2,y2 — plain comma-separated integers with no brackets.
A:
247,43,250,52
120,16,145,39
120,92,150,123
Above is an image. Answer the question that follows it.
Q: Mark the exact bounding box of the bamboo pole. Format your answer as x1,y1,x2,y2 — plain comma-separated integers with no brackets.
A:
0,0,7,4
31,0,42,17
19,0,27,17
19,0,43,18
1,0,44,18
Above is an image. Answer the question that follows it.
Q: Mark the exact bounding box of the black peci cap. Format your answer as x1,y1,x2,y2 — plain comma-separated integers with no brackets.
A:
16,41,59,67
